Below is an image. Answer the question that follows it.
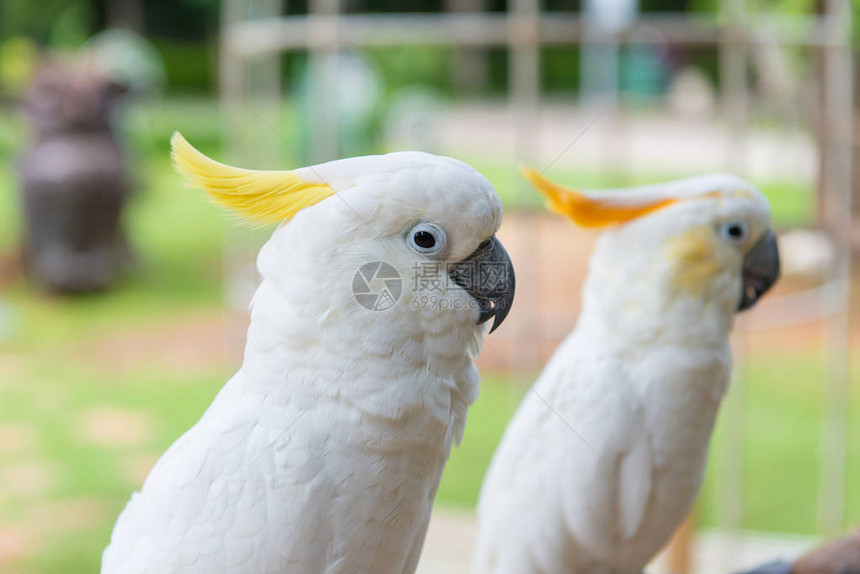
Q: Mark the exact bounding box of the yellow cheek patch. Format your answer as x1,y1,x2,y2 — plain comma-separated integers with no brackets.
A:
523,167,677,228
171,132,334,225
665,226,728,297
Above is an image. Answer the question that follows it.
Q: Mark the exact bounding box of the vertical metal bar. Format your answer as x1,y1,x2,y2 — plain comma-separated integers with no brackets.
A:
446,0,489,92
717,0,748,569
308,0,341,163
579,1,621,109
818,0,853,535
221,0,284,324
219,0,250,345
509,0,539,164
247,0,283,167
220,0,246,162
721,0,749,174
509,0,541,371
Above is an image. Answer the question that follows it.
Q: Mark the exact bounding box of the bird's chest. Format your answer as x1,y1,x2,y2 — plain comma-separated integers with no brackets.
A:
639,353,728,471
630,354,729,543
329,434,450,522
264,405,452,571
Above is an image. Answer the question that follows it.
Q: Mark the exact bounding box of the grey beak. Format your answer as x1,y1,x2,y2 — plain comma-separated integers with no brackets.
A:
448,236,516,333
738,230,780,312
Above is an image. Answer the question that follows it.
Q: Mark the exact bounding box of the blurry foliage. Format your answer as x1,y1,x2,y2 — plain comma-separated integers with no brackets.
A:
0,0,851,96
142,0,216,41
545,0,579,10
0,36,39,97
689,0,717,11
684,46,720,92
746,0,817,15
686,0,817,12
349,0,443,12
48,1,96,49
0,0,216,93
1,0,89,45
542,47,580,94
152,39,217,93
640,0,692,11
366,46,455,94
854,0,860,49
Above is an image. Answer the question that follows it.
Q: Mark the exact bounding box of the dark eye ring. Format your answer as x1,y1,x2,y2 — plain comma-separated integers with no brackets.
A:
409,223,446,255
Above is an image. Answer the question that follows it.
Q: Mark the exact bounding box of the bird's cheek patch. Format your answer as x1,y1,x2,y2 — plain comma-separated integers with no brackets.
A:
664,227,729,298
523,168,677,228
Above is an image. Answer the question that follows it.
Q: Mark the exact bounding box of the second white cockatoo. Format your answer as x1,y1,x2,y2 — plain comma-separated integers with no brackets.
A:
102,134,515,573
473,171,779,574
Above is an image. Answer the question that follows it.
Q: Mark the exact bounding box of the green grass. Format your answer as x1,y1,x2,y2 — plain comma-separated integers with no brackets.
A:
699,353,860,534
1,362,229,574
438,376,528,507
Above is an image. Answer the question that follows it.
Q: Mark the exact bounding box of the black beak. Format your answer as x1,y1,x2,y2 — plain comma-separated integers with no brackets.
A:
738,230,780,312
448,236,516,333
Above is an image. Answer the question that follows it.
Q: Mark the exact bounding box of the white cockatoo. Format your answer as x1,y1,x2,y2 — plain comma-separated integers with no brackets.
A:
473,171,779,574
102,134,515,574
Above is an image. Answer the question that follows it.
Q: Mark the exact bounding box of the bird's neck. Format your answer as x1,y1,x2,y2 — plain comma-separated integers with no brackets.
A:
237,277,481,439
579,265,736,349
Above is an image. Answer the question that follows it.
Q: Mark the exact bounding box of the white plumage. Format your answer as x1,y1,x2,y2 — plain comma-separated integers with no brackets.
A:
102,144,511,573
474,173,778,574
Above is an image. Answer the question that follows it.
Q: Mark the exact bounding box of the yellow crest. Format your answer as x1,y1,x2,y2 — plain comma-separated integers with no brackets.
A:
522,167,677,228
171,132,334,225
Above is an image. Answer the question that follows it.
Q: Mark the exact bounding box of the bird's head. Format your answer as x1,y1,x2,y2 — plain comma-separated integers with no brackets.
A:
171,133,515,346
527,169,779,341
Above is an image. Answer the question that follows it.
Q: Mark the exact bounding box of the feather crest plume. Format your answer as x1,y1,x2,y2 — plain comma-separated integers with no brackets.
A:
523,167,678,228
171,132,334,224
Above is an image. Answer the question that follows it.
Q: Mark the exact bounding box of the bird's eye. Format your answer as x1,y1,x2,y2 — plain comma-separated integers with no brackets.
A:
414,231,435,249
720,220,749,242
409,223,447,256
